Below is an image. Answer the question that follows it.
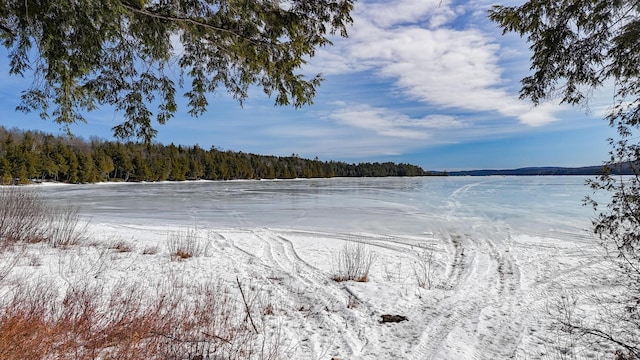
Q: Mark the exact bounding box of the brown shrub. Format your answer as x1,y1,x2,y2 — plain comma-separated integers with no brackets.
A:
0,278,272,359
0,188,49,250
0,188,86,251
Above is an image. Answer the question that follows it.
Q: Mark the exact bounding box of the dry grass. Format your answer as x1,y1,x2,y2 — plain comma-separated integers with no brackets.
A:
0,188,50,249
167,229,210,260
0,277,279,359
331,240,376,283
0,188,86,251
174,249,192,259
109,240,134,253
142,245,160,255
412,246,436,289
47,205,87,248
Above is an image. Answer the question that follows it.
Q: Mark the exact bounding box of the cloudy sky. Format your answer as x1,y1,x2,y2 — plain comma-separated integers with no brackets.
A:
0,0,616,170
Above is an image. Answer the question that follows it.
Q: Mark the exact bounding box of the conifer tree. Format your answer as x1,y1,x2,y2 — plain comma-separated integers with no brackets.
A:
491,2,640,357
0,0,354,143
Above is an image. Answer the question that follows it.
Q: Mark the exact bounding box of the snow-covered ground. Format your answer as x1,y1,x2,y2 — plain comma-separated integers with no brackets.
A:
2,177,613,359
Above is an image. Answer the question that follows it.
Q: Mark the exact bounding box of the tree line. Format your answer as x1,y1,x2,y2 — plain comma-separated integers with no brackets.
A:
0,127,434,185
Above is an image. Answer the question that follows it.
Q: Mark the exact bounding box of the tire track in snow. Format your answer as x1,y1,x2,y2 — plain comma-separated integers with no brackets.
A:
275,233,322,272
441,233,467,290
216,226,573,359
250,229,376,359
469,234,524,359
406,230,529,360
277,229,441,256
210,229,338,358
272,229,465,358
207,230,263,274
405,234,482,360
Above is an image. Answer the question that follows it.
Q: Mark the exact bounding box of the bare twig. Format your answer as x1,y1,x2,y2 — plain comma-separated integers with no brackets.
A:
202,331,231,344
236,277,259,334
561,322,640,359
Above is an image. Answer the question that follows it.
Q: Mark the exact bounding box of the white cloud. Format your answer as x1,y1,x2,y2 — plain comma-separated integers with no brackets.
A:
329,103,463,139
256,117,431,158
309,0,563,128
361,0,456,28
512,102,561,127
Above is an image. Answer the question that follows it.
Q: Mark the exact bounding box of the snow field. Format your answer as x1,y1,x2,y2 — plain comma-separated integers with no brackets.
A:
0,220,609,359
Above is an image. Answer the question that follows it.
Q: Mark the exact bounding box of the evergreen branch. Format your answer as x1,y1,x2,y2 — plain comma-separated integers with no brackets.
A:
0,23,15,37
120,4,270,47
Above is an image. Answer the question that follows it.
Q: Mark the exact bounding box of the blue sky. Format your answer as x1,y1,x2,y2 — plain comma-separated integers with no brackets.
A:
0,0,617,170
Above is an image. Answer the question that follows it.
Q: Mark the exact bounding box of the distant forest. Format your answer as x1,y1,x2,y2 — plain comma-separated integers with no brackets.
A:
0,127,434,184
446,165,633,176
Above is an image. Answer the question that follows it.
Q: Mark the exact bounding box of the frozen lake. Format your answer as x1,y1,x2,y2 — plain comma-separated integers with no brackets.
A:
39,176,597,237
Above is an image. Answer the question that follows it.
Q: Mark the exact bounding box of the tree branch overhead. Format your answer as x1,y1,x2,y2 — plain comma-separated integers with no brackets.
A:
0,0,354,142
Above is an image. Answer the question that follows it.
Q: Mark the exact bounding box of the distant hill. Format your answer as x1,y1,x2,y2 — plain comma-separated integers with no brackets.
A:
443,164,633,176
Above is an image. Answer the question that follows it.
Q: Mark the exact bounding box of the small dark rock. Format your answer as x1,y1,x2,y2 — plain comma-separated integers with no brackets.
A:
380,314,408,323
